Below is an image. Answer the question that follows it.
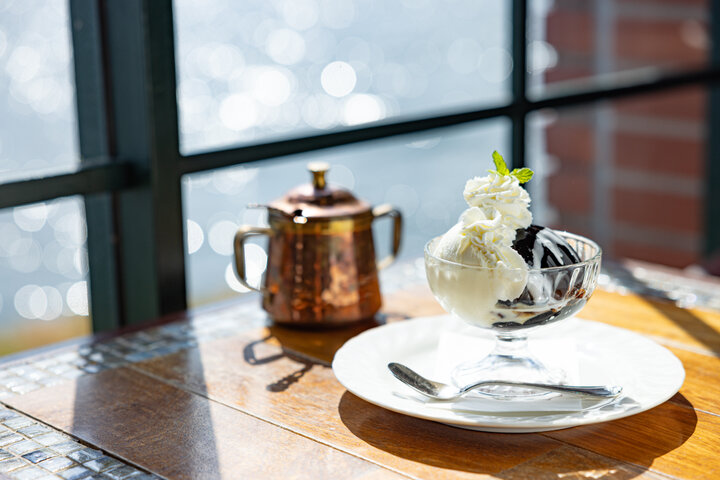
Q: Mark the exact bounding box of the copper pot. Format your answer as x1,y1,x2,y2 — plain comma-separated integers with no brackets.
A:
233,162,402,326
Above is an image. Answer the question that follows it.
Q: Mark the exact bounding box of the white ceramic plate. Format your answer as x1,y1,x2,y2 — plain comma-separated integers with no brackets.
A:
332,315,685,433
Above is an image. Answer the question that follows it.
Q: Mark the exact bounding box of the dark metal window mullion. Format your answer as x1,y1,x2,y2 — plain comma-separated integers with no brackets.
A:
105,0,186,324
707,1,720,258
511,0,528,169
0,161,130,210
69,0,187,328
69,0,122,331
141,0,187,318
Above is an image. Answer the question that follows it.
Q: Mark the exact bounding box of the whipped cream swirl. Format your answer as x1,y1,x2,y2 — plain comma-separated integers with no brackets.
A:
463,172,532,233
458,207,526,269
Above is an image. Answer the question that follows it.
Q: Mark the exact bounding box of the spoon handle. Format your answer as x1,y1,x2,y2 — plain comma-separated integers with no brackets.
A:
461,380,622,398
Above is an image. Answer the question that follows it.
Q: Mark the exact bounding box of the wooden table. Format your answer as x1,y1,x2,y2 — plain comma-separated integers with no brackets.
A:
0,281,719,479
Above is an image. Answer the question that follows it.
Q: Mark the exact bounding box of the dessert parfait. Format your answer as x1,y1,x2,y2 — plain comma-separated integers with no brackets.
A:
425,152,601,397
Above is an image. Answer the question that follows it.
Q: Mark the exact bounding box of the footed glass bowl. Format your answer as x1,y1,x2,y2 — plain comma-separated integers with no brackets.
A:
424,232,601,399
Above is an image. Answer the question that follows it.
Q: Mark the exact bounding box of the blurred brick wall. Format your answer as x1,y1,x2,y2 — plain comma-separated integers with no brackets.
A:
543,0,708,268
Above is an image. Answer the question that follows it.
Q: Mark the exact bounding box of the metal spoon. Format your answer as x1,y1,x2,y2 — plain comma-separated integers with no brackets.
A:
388,362,622,400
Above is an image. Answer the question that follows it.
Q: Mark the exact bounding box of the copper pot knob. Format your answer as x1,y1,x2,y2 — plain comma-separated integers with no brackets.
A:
308,161,330,190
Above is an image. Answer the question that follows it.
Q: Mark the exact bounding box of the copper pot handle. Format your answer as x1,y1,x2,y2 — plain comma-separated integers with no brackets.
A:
372,204,402,270
233,226,272,294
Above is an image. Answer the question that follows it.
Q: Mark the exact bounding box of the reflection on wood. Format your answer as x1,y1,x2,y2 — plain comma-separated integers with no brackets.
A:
546,399,720,480
4,367,402,480
496,444,667,480
584,290,720,356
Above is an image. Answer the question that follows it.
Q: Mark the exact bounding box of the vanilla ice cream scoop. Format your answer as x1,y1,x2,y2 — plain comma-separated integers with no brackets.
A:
429,208,529,325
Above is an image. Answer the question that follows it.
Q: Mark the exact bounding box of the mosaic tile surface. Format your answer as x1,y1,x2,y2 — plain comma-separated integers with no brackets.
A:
0,407,158,480
0,303,266,402
600,262,720,311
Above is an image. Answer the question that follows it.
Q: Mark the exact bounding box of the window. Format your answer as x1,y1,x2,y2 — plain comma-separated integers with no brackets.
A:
0,0,718,350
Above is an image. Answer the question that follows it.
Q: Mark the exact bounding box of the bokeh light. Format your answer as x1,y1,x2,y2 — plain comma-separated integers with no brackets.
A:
0,195,89,345
8,238,42,273
266,29,306,65
224,263,250,293
528,41,558,74
0,0,77,184
12,284,62,321
13,203,48,232
281,0,319,30
208,220,238,256
479,48,514,83
186,219,204,254
341,94,386,126
321,61,357,98
66,281,89,316
327,164,355,190
253,68,293,106
219,94,258,131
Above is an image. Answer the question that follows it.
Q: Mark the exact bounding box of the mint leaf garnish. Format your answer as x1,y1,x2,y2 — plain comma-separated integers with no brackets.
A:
488,150,534,184
492,151,510,176
511,167,534,184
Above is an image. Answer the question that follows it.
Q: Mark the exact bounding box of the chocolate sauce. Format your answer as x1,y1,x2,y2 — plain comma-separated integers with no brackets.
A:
493,225,588,330
512,225,581,268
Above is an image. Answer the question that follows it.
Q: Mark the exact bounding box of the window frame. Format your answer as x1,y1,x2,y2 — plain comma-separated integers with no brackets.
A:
0,0,718,330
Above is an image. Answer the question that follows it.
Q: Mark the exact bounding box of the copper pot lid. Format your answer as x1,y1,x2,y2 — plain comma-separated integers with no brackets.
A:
267,162,370,220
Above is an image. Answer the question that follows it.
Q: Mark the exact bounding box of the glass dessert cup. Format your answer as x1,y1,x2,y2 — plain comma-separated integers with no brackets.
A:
425,232,602,400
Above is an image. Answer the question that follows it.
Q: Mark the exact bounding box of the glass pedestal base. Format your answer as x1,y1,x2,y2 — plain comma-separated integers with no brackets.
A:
450,335,566,400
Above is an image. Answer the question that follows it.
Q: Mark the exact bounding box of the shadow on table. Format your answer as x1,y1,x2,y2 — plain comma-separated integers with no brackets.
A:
242,333,317,392
338,391,697,478
242,317,383,392
643,296,720,356
267,317,385,362
607,262,720,356
69,329,223,478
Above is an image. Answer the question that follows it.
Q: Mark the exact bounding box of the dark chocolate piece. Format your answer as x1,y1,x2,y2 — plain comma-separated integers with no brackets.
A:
512,225,581,269
497,225,585,310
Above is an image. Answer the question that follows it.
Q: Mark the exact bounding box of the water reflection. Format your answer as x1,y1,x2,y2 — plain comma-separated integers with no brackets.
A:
0,0,77,184
174,0,510,152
